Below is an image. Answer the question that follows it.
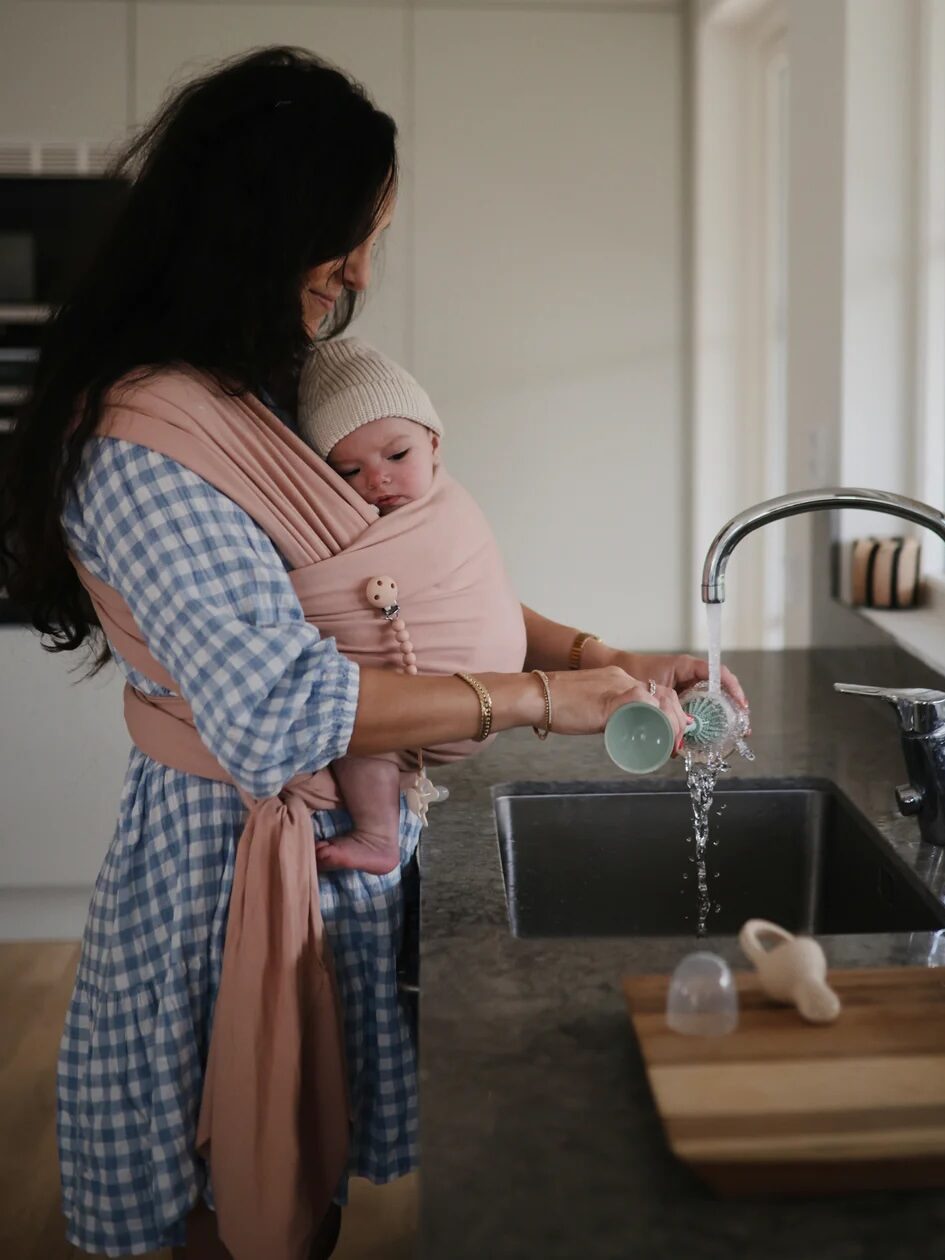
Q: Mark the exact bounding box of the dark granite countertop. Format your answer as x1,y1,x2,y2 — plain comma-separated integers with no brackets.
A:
417,648,945,1260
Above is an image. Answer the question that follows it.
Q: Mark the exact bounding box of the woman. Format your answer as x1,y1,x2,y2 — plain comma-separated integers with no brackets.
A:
0,47,743,1260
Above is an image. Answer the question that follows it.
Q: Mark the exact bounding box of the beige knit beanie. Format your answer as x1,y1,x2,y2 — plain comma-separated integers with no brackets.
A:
298,337,443,458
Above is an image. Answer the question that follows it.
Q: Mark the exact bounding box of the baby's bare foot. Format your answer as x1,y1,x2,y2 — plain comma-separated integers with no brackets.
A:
315,833,401,876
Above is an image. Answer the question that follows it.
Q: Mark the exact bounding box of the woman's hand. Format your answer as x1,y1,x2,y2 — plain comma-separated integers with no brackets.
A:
517,608,748,711
606,651,748,710
540,666,691,749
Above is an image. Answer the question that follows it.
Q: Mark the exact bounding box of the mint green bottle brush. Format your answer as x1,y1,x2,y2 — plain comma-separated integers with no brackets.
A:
680,682,751,762
683,691,731,750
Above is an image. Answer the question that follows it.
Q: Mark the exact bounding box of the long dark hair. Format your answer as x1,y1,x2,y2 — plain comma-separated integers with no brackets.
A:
0,46,397,665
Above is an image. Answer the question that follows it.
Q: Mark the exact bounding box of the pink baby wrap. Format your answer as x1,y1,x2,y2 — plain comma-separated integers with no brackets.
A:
72,367,527,1260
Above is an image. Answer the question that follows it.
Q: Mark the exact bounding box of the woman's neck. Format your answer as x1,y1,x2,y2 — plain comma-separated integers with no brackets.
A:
261,363,301,430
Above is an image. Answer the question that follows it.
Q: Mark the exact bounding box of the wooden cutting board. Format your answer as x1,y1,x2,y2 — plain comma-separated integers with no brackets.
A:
623,965,945,1196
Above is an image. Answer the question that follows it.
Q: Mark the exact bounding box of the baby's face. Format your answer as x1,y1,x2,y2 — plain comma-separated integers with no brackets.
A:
328,416,440,514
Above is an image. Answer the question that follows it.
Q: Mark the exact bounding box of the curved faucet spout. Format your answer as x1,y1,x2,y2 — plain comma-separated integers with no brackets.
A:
701,487,945,604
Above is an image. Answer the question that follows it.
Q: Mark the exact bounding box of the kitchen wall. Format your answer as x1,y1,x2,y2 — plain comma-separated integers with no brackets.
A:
0,0,685,936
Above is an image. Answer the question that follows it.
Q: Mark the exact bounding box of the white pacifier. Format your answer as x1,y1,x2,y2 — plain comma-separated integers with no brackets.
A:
738,918,841,1024
405,771,449,826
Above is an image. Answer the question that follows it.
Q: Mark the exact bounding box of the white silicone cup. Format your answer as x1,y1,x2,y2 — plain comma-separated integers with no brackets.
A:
665,951,739,1037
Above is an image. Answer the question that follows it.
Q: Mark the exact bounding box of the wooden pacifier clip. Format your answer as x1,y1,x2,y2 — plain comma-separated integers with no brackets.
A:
364,575,417,674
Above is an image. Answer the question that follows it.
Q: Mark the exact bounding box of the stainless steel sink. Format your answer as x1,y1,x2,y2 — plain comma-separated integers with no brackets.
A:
493,778,945,938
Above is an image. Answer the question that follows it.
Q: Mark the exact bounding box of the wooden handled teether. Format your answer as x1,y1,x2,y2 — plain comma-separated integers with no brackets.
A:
738,918,842,1024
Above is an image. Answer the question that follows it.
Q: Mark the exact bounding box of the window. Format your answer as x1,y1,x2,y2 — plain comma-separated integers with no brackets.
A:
914,0,945,572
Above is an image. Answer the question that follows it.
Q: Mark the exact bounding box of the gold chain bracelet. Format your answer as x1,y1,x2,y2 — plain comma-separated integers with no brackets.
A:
569,631,602,670
454,672,494,742
531,669,553,740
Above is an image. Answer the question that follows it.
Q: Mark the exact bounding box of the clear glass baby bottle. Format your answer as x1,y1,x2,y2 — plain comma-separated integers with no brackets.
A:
678,681,751,763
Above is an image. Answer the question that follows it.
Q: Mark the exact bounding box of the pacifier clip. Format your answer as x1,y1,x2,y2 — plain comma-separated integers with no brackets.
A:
364,576,447,825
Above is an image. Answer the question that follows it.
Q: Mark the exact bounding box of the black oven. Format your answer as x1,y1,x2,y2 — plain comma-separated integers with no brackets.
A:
1,176,128,622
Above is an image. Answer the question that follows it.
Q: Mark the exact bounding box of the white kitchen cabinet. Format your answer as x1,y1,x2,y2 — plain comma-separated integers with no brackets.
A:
0,628,129,937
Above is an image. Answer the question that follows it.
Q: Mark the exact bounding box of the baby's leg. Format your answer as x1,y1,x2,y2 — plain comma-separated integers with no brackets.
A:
315,756,403,875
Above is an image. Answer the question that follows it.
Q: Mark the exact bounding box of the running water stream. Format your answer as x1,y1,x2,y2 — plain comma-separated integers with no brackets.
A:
706,602,722,696
684,602,750,936
685,751,724,936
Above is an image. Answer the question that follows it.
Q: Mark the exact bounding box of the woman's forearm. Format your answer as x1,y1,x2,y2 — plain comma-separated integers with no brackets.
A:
346,666,547,756
521,604,578,672
520,604,626,674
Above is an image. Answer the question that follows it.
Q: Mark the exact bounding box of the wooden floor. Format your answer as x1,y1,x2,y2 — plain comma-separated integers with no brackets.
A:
0,942,417,1260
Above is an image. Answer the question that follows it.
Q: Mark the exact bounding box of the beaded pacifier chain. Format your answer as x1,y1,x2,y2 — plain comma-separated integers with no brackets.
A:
365,575,449,825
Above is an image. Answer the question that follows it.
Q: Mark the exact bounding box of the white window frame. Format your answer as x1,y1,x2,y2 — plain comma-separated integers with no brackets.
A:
857,0,945,676
914,0,945,568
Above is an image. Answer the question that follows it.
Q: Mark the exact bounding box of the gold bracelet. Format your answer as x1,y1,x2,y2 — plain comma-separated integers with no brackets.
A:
569,631,602,671
454,672,494,742
531,669,553,740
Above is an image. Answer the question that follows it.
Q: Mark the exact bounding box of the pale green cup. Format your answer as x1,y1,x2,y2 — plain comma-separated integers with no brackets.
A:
603,701,675,774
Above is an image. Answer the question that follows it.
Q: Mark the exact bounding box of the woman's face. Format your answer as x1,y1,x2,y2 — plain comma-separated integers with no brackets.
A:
301,194,396,336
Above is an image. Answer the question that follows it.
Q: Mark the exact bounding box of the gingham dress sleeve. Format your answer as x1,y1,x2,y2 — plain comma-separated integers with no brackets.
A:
66,436,359,798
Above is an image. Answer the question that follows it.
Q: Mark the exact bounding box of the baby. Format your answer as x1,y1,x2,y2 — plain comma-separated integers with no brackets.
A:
298,337,446,875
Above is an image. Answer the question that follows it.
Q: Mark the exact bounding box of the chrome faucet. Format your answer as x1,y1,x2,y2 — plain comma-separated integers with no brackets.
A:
833,685,945,847
701,487,945,847
701,487,945,604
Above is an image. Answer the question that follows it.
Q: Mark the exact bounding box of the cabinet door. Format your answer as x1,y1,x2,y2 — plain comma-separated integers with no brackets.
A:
0,628,130,894
0,1,129,145
134,2,411,362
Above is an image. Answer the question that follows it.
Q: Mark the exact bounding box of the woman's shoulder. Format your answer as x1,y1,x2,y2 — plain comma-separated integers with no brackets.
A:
104,364,231,414
99,365,257,455
78,366,240,501
67,433,288,573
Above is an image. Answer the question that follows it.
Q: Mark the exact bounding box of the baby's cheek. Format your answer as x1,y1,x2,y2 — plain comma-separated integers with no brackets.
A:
416,461,437,495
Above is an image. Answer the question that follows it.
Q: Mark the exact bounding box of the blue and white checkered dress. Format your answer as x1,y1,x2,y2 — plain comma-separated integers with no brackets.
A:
57,435,420,1256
